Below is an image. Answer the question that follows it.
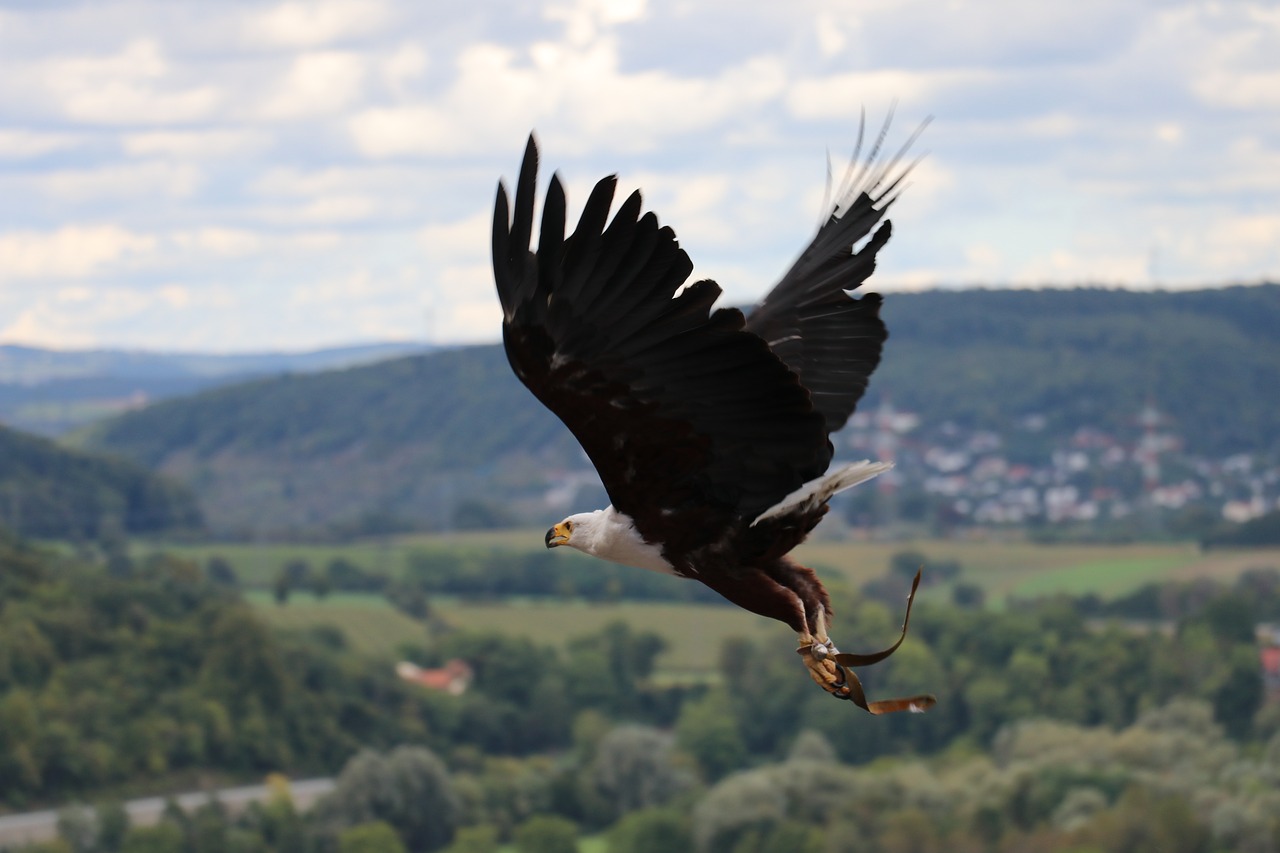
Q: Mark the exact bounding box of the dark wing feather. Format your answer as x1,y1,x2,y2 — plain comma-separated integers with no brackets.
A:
494,136,831,553
746,112,928,435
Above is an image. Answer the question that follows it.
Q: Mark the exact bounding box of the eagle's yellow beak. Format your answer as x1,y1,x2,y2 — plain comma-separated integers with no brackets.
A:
545,522,571,548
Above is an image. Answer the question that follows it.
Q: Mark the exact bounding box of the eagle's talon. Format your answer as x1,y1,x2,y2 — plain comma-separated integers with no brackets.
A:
828,666,852,699
798,641,855,699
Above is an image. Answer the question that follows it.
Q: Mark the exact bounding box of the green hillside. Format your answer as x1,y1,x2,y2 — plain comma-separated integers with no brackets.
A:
876,284,1280,454
79,348,581,535
0,423,201,539
82,285,1280,535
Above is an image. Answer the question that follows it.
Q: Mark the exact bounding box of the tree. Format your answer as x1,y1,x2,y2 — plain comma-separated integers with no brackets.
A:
188,799,232,853
339,821,408,853
444,826,499,853
56,804,98,853
120,823,185,853
326,557,385,592
1213,646,1264,740
951,583,985,609
327,746,460,852
205,556,239,587
675,689,748,781
283,559,312,587
312,570,333,600
273,570,290,606
97,801,130,852
513,816,578,853
693,771,786,853
609,808,692,853
585,725,694,823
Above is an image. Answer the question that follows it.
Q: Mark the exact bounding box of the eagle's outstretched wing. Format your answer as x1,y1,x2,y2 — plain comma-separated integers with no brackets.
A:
493,136,832,550
746,112,927,435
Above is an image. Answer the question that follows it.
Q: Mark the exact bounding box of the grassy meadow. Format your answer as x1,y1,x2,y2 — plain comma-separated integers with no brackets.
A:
142,532,1280,678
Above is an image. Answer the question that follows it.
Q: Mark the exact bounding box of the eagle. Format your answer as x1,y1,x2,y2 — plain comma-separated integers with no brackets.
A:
491,118,935,714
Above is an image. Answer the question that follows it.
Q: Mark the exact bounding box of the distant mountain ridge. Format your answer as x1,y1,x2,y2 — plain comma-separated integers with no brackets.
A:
78,285,1279,536
0,341,432,436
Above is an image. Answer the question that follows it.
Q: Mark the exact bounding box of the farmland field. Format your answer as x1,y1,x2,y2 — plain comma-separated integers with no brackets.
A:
433,598,778,676
246,591,775,676
245,591,429,659
233,535,1280,678
133,529,539,587
148,532,1280,604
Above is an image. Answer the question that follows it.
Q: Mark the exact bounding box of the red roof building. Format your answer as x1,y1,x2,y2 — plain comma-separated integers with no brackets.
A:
396,659,474,696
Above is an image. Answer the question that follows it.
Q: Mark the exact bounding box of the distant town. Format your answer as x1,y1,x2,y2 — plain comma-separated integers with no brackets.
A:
830,398,1278,534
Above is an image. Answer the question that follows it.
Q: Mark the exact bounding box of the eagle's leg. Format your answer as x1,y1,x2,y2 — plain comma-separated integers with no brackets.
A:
796,605,854,699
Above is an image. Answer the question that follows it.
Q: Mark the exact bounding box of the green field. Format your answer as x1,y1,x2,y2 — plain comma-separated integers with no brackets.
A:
248,591,776,676
173,533,1280,675
149,532,1280,607
435,598,778,676
245,591,430,659
133,529,539,587
139,531,1262,599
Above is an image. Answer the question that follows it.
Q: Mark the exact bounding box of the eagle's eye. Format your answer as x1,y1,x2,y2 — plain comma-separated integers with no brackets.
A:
566,521,574,531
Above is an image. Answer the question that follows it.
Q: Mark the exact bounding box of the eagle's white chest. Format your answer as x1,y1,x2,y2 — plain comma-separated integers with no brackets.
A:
577,506,678,576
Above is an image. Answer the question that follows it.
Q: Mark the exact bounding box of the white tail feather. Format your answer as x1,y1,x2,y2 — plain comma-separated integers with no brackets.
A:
751,460,893,527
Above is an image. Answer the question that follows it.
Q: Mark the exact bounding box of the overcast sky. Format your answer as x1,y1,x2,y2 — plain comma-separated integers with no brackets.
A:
1,0,1277,352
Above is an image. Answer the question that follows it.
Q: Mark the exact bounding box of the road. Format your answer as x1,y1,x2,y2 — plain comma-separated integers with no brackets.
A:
0,777,334,848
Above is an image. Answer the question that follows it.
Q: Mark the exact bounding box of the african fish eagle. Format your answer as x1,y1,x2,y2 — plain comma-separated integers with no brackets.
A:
491,118,935,714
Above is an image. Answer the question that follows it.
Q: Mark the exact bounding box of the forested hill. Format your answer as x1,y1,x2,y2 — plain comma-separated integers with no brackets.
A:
877,284,1280,456
0,423,201,539
81,347,577,534
81,284,1278,535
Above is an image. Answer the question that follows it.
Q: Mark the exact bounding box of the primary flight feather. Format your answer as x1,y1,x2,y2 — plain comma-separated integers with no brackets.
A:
492,118,934,713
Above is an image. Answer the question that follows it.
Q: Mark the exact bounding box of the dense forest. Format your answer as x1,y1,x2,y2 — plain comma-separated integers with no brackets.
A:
0,425,200,540
76,285,1280,536
3,531,1277,852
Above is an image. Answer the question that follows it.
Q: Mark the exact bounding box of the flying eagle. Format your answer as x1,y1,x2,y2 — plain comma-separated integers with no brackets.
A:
492,119,935,714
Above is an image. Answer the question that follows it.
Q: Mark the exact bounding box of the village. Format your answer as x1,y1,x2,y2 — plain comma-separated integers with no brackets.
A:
834,399,1280,535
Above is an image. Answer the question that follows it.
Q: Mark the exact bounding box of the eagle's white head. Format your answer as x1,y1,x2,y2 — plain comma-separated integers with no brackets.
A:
544,507,676,576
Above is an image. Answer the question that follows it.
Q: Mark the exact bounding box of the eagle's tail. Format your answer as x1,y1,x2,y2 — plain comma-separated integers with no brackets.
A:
751,459,892,527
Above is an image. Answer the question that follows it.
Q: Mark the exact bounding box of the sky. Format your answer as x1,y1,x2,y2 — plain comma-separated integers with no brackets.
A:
1,0,1277,353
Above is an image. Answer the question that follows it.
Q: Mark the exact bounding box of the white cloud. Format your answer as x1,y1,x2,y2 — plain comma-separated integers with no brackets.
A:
247,164,427,223
381,43,429,95
257,51,366,120
788,68,993,121
418,210,490,263
1012,248,1150,285
0,129,81,159
545,0,648,45
42,40,222,125
170,227,262,256
35,161,203,201
245,0,391,49
1193,213,1280,273
1192,68,1280,110
0,0,1276,351
121,129,270,159
0,225,158,280
430,263,505,343
351,38,788,158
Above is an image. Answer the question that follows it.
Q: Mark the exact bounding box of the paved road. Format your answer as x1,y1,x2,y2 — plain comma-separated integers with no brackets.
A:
0,777,334,848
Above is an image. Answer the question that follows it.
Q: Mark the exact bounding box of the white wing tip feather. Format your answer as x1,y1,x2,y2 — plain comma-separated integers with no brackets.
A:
751,459,894,527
